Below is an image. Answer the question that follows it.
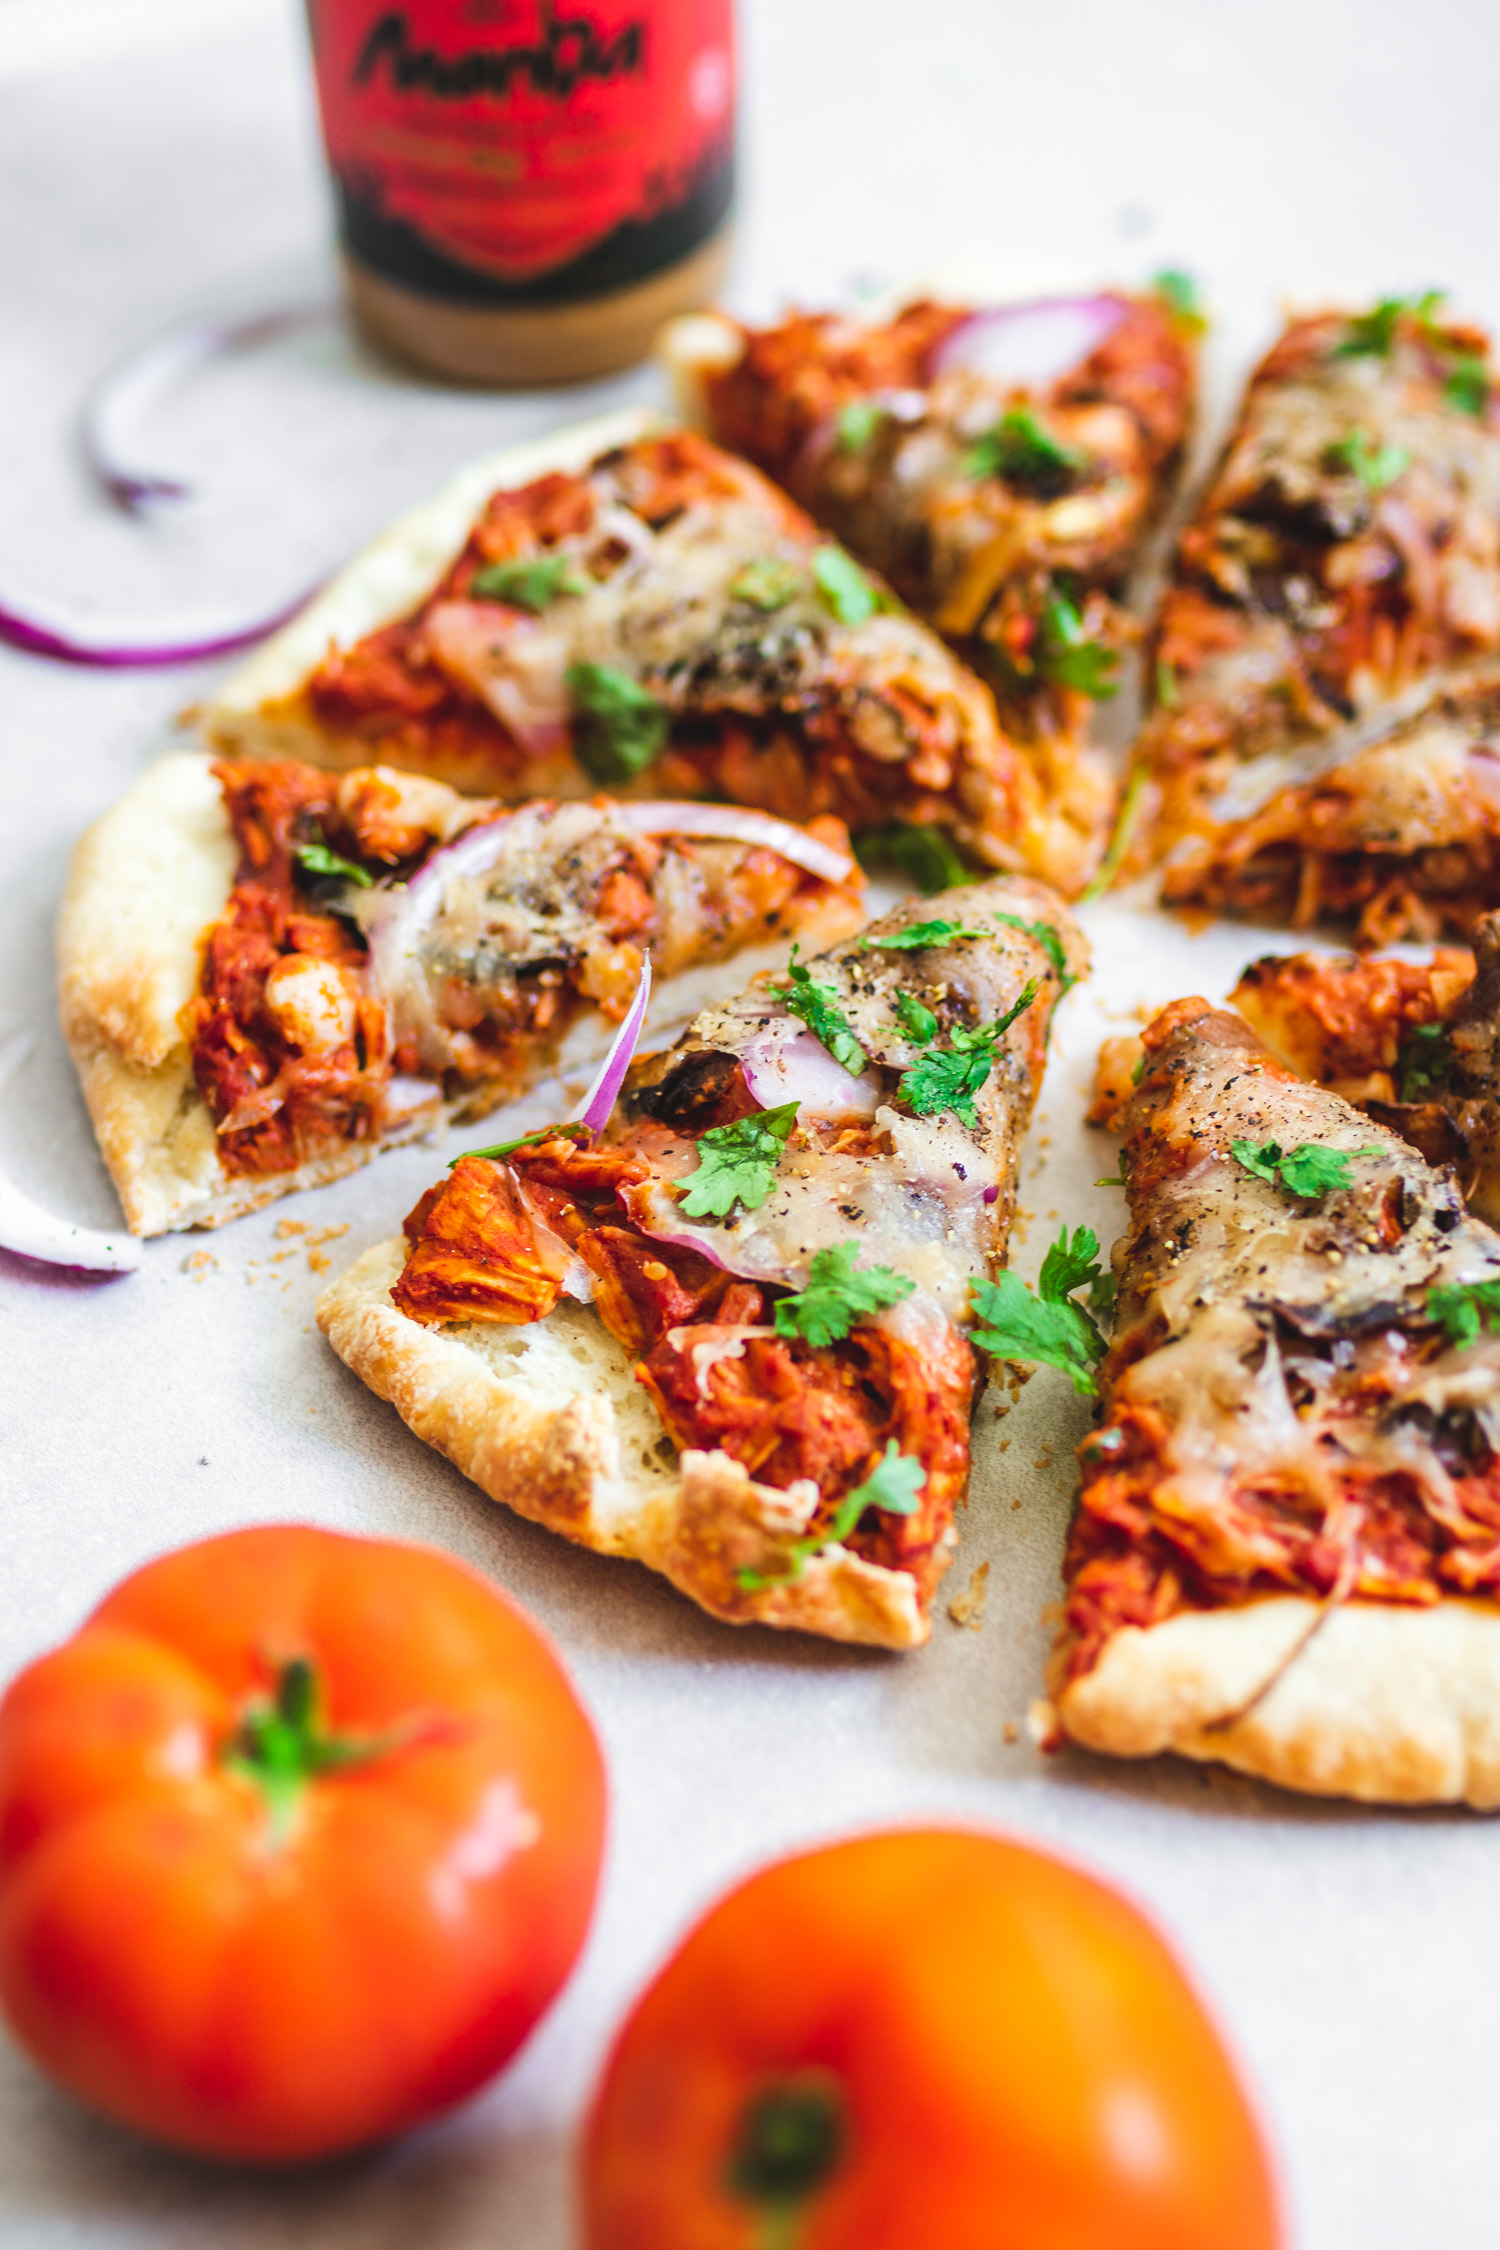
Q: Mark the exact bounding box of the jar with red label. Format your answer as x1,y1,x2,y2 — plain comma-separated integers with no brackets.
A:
305,0,735,385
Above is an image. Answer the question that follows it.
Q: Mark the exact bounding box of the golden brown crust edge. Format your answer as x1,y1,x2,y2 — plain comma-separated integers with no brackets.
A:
317,1242,932,1649
1054,1598,1500,1809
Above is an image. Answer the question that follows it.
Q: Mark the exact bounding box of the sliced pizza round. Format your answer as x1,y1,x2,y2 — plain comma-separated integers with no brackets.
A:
58,752,863,1236
316,877,1086,1648
1055,994,1500,1806
201,411,1072,892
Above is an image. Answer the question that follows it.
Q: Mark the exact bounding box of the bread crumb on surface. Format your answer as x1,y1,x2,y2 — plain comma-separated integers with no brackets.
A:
947,1560,989,1631
1002,1720,1020,1745
180,1249,217,1278
275,1219,307,1237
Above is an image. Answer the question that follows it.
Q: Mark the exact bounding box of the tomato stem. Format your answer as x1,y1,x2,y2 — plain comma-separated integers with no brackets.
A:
223,1656,380,1843
725,2077,845,2250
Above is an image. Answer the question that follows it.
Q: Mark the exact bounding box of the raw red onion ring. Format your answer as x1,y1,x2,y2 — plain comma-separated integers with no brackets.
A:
571,957,652,1132
932,296,1125,388
609,802,855,884
738,1020,880,1118
0,1033,139,1273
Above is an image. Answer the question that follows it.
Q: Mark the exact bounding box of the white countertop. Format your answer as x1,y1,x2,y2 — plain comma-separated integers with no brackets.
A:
3,2,1498,2241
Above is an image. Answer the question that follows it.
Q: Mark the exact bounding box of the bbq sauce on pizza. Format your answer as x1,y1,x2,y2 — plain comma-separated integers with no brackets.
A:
306,0,735,383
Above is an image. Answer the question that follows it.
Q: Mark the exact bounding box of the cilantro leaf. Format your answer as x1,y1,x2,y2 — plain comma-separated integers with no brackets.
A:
965,407,1085,493
1326,430,1410,491
853,822,970,894
812,544,878,626
678,1101,800,1219
1335,291,1445,360
730,556,803,611
987,910,1076,993
736,1438,926,1589
894,989,939,1043
969,1223,1108,1398
471,553,587,612
567,663,669,785
1397,1020,1452,1102
1036,590,1119,700
1156,656,1179,708
836,399,884,452
773,1244,914,1348
1428,1278,1500,1347
1445,355,1490,418
449,1121,588,1167
294,838,373,889
861,919,981,952
898,982,1039,1126
1230,1138,1384,1199
772,948,868,1075
1153,269,1207,335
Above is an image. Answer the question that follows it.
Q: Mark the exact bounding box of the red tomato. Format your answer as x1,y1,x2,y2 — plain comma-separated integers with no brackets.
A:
584,1828,1281,2250
0,1525,605,2161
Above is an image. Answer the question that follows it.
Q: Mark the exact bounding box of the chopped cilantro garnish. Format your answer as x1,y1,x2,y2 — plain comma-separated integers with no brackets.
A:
861,919,981,953
1445,355,1490,418
1326,429,1410,491
449,1121,589,1167
294,838,373,889
969,1224,1109,1396
1428,1278,1500,1347
894,989,939,1043
853,822,970,895
987,910,1076,993
730,556,803,610
965,406,1086,492
1153,269,1207,335
771,948,868,1076
1036,590,1119,699
898,982,1039,1126
1397,1020,1453,1102
1156,656,1178,708
470,553,587,612
836,399,885,452
1230,1138,1384,1198
678,1101,800,1219
812,544,878,626
567,662,669,785
773,1244,914,1349
1335,291,1445,359
1079,762,1150,904
736,1439,925,1590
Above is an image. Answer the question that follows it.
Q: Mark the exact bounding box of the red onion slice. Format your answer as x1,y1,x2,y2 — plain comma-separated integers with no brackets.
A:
933,296,1125,389
0,1034,139,1273
571,958,652,1131
739,1020,881,1118
0,589,312,670
610,802,855,883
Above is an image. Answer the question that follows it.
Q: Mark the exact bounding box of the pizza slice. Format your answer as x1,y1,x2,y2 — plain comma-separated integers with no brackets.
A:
316,878,1086,1647
202,410,1078,894
1134,293,1500,941
58,752,863,1236
1054,994,1500,1806
664,280,1200,886
1229,929,1500,1221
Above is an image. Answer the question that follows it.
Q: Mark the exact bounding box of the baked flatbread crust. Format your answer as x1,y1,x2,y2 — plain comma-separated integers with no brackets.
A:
202,406,657,785
57,750,856,1236
1055,1596,1500,1809
318,1240,930,1648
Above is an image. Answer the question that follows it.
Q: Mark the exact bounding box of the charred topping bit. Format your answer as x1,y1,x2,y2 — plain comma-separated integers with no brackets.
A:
1427,1278,1500,1344
811,543,877,626
566,662,669,785
770,947,868,1075
448,1121,589,1168
898,982,1039,1126
737,1438,927,1590
853,822,971,895
969,1224,1110,1396
293,837,374,889
1325,429,1410,491
1230,1137,1384,1199
1033,589,1118,700
963,406,1086,493
729,556,803,610
772,1243,914,1348
470,552,589,611
677,1100,801,1218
